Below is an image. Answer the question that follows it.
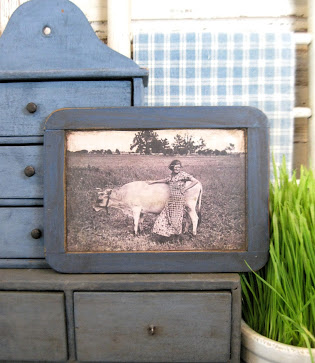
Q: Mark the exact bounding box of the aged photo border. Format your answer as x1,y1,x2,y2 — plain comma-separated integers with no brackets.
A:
44,106,269,273
66,128,247,253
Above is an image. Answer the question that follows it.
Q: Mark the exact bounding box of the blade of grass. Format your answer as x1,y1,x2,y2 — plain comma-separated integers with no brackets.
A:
241,158,315,353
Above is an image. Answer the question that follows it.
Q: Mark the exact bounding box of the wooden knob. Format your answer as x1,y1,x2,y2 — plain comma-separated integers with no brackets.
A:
147,325,156,335
31,229,42,239
24,166,35,177
26,102,37,113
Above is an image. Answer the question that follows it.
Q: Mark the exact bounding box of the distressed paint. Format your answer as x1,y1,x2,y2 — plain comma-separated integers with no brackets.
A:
0,146,43,200
0,269,241,363
0,0,145,77
75,291,231,362
0,0,146,267
0,292,67,361
0,81,132,137
0,259,49,268
0,2,245,361
44,130,65,256
44,106,269,273
0,208,44,258
133,77,146,106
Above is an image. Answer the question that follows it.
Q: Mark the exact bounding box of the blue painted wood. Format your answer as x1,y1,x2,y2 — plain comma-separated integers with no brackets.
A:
0,0,147,80
133,78,145,106
0,81,131,137
0,136,43,144
0,292,67,361
45,106,268,130
247,127,270,251
0,0,146,269
0,208,44,258
74,292,231,362
0,270,241,290
0,259,49,268
231,282,242,361
46,250,270,274
0,146,43,199
44,130,65,256
44,106,269,273
0,199,43,206
0,270,241,362
0,70,148,81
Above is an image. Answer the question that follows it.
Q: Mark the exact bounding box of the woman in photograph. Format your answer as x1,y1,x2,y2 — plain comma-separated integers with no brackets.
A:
148,160,199,239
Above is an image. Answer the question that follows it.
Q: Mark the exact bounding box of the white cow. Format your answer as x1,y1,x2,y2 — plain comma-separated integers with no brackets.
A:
94,181,202,235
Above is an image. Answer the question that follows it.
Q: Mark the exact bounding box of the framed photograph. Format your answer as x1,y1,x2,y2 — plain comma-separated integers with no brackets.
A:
44,106,269,273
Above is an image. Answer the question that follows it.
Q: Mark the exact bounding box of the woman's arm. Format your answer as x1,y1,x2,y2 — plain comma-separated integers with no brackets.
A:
147,178,169,185
182,176,199,193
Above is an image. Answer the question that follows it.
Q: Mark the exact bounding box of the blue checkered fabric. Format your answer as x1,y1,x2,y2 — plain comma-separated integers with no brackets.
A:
133,32,296,175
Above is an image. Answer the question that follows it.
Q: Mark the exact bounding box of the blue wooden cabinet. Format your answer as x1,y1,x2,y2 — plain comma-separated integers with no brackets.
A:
0,269,241,362
0,81,133,138
0,1,241,361
0,0,147,268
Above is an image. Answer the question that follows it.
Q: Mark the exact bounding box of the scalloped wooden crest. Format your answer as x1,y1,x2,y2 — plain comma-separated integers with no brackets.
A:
0,0,147,80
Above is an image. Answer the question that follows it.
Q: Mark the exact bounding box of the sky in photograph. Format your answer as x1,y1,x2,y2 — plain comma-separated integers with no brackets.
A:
67,129,246,153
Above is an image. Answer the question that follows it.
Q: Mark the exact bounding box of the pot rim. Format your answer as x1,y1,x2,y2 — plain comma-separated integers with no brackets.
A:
241,319,315,357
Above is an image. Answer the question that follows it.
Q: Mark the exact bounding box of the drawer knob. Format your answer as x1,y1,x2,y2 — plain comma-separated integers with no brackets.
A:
26,102,37,113
147,325,156,336
24,166,36,177
31,229,42,239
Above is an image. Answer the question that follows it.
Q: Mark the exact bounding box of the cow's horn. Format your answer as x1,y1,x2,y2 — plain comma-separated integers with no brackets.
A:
95,187,102,191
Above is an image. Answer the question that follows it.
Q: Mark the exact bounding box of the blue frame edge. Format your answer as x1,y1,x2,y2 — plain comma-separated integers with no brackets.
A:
44,106,269,273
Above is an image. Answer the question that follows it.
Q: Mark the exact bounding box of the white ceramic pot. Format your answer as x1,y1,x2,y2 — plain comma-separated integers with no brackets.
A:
241,320,315,363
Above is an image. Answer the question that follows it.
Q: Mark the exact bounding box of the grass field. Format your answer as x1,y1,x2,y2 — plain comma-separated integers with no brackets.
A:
66,153,246,252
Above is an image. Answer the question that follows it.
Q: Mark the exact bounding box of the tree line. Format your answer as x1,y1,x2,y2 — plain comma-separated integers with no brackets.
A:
130,131,235,156
70,148,121,155
68,131,236,156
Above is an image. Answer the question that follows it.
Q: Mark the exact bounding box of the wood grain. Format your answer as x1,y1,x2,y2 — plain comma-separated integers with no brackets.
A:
75,291,231,362
0,146,43,199
0,207,44,258
0,81,132,137
0,292,67,361
0,270,241,362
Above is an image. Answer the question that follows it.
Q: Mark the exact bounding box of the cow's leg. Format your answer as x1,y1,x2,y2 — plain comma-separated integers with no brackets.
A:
132,207,142,235
138,213,144,234
187,208,199,236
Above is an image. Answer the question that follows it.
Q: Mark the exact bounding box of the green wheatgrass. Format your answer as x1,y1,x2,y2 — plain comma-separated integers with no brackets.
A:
241,159,315,361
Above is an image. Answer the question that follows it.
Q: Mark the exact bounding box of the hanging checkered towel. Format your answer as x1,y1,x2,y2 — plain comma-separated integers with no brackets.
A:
133,32,295,175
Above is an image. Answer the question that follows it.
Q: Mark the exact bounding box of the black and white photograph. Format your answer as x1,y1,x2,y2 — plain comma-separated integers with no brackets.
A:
65,128,247,252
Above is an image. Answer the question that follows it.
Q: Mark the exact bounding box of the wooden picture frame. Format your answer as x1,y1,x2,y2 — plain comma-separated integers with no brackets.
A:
44,106,269,273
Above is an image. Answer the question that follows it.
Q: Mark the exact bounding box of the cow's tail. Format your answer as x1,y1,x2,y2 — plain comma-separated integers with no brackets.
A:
197,186,202,226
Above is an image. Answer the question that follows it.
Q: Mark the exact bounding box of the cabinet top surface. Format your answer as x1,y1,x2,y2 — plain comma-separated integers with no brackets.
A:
0,269,240,290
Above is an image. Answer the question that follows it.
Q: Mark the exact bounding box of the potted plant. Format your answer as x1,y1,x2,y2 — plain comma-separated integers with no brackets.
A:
241,160,315,362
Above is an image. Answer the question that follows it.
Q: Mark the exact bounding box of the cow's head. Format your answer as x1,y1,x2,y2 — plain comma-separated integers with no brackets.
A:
93,188,113,214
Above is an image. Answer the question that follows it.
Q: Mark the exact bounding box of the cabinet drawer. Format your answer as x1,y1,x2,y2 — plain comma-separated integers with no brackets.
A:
0,292,67,361
0,207,44,258
74,292,231,362
0,80,131,137
0,145,43,199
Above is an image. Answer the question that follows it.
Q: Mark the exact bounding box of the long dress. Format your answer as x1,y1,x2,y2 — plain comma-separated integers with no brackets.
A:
153,171,194,237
